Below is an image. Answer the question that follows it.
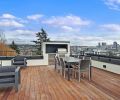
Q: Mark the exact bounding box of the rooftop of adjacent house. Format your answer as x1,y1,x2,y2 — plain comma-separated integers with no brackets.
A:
0,66,119,100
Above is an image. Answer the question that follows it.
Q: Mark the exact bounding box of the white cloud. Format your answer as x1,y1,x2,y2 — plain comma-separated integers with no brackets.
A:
42,15,91,33
61,26,80,32
100,24,120,31
27,14,43,21
5,29,36,44
2,13,120,46
0,13,16,19
0,13,26,27
15,29,34,34
104,0,120,11
0,19,24,27
42,15,91,26
49,29,120,46
50,32,104,46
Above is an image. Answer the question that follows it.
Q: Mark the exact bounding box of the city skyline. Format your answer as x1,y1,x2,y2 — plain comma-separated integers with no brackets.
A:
0,0,120,46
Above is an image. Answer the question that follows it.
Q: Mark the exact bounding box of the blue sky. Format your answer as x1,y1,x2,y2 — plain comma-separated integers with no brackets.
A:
0,0,120,46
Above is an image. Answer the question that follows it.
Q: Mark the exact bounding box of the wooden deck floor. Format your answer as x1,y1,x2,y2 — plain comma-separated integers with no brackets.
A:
0,66,120,100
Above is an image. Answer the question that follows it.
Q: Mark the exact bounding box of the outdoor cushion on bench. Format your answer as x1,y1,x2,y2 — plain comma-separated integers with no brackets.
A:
11,56,27,67
0,66,21,92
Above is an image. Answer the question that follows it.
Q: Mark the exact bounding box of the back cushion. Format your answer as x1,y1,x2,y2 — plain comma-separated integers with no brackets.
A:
0,66,16,73
14,56,24,61
80,60,91,69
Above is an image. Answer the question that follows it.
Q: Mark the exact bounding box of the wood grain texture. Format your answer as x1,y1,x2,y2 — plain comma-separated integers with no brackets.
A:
0,66,120,100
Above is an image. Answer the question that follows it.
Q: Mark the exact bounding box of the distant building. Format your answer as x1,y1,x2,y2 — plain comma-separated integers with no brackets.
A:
101,42,107,50
113,41,118,50
98,42,101,48
102,42,106,46
70,46,82,55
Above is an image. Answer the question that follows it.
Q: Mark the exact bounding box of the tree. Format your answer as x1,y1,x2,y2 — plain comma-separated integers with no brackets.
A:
33,28,50,55
10,41,20,54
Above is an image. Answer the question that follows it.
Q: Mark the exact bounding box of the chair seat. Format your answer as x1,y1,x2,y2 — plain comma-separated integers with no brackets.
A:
74,69,87,72
65,65,73,68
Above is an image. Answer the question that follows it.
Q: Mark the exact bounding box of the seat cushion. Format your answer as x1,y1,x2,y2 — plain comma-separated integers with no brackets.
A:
0,66,16,73
0,75,15,83
13,61,24,65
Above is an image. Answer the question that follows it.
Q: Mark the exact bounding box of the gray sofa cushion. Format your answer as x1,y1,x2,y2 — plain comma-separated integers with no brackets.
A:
13,61,24,65
0,75,15,83
0,66,16,73
14,56,25,61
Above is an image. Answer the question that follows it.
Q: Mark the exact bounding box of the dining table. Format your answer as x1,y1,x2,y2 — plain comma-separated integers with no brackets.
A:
63,56,92,81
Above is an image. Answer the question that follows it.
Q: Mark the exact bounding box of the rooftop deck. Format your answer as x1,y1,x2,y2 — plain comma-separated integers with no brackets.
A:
0,66,120,100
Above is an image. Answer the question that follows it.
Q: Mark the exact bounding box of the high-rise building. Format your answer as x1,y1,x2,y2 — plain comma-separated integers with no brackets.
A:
102,42,106,46
113,41,118,50
98,42,101,48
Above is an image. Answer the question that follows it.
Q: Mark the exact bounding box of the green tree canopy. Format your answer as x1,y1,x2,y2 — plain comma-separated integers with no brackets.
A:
10,41,20,54
33,28,50,55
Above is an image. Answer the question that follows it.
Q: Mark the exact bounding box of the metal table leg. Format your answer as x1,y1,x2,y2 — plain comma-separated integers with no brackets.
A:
55,58,56,70
89,66,92,81
68,62,70,81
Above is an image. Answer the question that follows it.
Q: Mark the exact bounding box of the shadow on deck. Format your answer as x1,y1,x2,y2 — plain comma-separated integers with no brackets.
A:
0,66,120,100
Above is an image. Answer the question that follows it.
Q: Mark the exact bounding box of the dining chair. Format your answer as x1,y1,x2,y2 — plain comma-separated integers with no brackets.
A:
60,57,73,78
83,56,91,60
55,56,62,73
74,59,91,82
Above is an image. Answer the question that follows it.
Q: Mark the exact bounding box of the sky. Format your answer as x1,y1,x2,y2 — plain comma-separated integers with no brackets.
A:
0,0,120,46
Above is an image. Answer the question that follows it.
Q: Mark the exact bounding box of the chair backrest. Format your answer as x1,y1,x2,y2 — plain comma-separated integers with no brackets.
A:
59,58,65,68
79,60,91,70
55,56,60,66
79,56,84,59
0,66,16,73
83,56,91,60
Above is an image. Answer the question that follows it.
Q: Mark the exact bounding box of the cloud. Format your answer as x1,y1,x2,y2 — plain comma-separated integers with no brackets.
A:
104,0,120,11
100,24,120,31
42,15,91,33
0,13,16,19
7,29,36,37
5,29,36,44
27,14,43,21
50,32,104,46
2,13,120,46
49,29,120,46
42,15,91,26
15,29,34,34
0,19,24,27
61,26,80,32
0,13,26,28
